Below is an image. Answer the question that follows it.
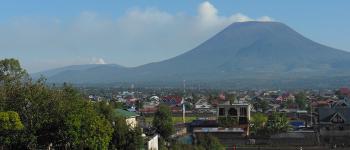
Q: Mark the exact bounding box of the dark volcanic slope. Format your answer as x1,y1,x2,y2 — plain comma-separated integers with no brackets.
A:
36,21,350,85
135,21,350,79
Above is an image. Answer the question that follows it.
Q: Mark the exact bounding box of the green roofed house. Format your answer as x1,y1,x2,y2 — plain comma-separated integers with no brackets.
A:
114,109,139,128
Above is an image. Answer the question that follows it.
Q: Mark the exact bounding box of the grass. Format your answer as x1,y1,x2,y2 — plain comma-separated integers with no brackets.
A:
144,116,197,125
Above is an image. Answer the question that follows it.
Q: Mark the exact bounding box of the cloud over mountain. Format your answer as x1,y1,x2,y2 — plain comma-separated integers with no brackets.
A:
0,1,273,72
90,57,106,64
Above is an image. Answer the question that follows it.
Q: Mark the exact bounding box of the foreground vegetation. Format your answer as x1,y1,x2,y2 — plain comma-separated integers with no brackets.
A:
0,59,143,149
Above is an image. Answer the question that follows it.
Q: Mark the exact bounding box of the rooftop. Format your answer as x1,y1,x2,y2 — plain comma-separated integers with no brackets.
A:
114,109,139,118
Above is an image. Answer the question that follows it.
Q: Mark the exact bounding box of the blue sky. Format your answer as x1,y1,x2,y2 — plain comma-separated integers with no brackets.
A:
1,0,350,72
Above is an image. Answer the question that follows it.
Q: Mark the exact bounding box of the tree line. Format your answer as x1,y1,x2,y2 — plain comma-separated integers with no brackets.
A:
0,58,143,149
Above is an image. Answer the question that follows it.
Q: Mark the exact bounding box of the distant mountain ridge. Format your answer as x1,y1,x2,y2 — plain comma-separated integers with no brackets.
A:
33,21,350,88
32,64,127,83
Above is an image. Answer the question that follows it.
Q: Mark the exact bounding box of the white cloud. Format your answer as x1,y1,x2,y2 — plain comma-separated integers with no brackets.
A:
91,57,107,64
198,1,219,24
257,16,274,22
0,1,274,72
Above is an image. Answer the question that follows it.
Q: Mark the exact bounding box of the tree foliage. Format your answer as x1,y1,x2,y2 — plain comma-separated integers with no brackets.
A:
0,58,116,149
0,58,27,83
0,111,24,131
0,111,24,148
110,116,144,150
253,98,270,112
196,134,224,150
295,92,307,109
266,112,290,134
153,105,174,140
250,113,268,136
218,117,238,127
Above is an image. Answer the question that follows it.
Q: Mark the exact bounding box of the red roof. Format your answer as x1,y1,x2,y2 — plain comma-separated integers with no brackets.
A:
340,87,350,96
160,96,183,106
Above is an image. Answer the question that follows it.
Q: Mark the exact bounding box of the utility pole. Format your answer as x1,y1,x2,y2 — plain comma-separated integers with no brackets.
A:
182,98,186,124
182,80,186,124
310,104,313,126
131,83,134,92
183,80,186,94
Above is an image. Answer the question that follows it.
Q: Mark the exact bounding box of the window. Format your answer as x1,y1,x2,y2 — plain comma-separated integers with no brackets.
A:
240,107,247,116
331,113,345,124
228,108,237,116
219,108,225,116
239,117,248,124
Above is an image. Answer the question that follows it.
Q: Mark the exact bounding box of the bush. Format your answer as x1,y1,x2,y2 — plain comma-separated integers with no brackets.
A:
218,117,238,127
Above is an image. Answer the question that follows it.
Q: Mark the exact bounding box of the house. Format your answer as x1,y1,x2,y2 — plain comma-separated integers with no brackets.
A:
317,103,350,145
145,134,159,150
114,109,139,128
217,103,251,135
160,95,183,107
195,99,211,113
88,95,103,102
339,87,350,96
276,93,295,103
331,99,350,108
311,99,334,108
140,96,160,114
149,96,160,105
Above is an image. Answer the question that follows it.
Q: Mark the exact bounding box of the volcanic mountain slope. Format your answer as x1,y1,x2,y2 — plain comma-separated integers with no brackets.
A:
134,21,350,80
35,21,350,85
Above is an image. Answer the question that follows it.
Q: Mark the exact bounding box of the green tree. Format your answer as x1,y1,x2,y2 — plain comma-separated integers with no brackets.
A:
196,134,224,150
295,92,307,109
250,113,268,136
227,94,237,104
110,116,144,149
0,59,115,149
218,117,238,127
0,58,27,83
95,101,114,121
60,86,113,149
153,105,174,140
254,99,269,112
0,111,24,148
266,112,290,134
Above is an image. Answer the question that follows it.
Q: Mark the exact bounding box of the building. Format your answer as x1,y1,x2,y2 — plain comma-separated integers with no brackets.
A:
195,98,212,113
217,103,251,135
145,134,159,150
114,109,139,128
191,103,251,147
317,101,350,146
160,95,183,107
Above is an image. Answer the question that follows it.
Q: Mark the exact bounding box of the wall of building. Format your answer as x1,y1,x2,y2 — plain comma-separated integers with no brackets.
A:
147,135,159,150
126,117,137,128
